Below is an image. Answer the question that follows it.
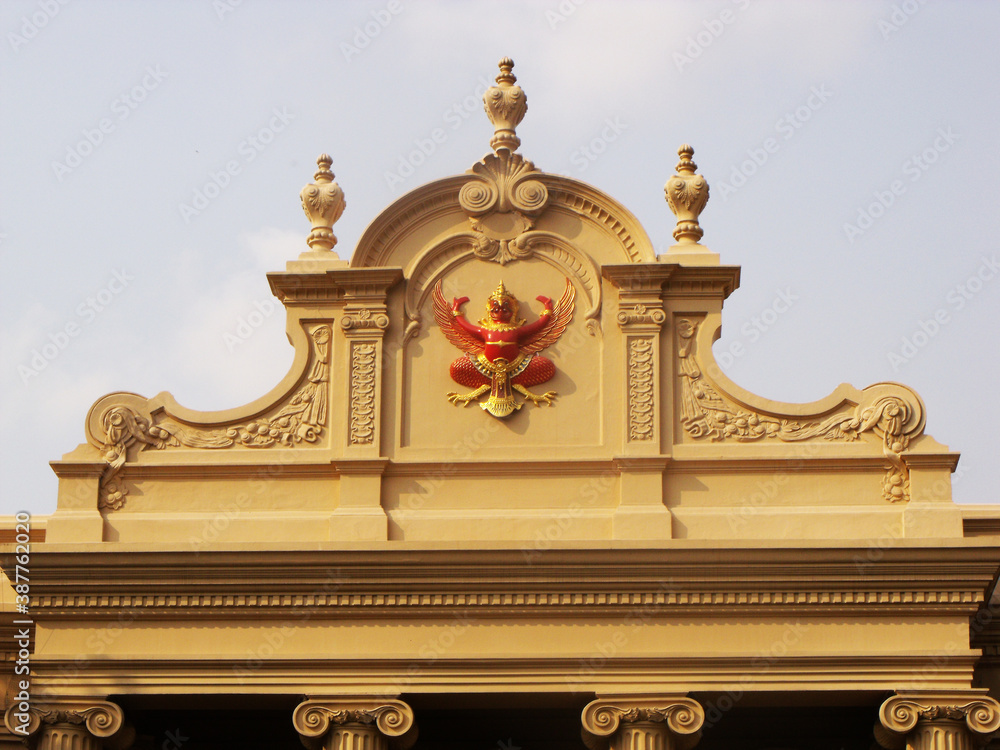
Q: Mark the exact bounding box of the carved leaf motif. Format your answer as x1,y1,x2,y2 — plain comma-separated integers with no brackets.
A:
97,325,332,510
676,318,916,502
628,338,655,441
350,342,377,444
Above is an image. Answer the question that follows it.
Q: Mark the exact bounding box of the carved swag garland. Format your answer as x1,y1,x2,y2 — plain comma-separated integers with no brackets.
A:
96,325,331,510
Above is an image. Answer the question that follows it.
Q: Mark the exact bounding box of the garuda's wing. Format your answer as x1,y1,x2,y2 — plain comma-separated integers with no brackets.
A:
521,278,576,354
432,281,483,355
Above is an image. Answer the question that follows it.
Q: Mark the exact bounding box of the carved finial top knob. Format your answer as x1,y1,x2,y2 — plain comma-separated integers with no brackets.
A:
675,144,698,174
483,57,527,153
300,153,346,252
496,57,516,85
314,153,335,183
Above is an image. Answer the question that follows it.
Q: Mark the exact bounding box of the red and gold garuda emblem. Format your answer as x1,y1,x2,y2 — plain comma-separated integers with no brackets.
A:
432,279,575,418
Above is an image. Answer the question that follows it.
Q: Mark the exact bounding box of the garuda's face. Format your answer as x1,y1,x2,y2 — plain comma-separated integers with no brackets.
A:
488,297,515,323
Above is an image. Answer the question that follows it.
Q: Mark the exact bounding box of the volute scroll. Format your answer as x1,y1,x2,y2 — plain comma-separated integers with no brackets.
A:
582,697,705,750
83,322,333,510
678,315,926,502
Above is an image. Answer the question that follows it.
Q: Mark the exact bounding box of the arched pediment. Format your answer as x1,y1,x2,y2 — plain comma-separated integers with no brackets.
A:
350,165,656,270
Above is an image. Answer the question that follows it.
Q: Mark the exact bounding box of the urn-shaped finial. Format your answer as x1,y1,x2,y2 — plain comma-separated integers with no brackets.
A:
483,57,528,153
300,154,346,251
665,144,710,244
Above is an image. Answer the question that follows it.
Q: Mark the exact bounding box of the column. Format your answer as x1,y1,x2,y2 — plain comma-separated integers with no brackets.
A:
582,696,705,750
876,693,1000,750
4,700,132,750
293,698,417,750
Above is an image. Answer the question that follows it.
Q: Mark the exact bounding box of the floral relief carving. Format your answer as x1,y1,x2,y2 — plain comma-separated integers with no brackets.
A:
677,318,918,503
628,337,655,441
96,325,331,510
349,341,377,444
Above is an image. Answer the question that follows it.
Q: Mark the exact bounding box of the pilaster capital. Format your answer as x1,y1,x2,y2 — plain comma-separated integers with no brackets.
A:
3,700,131,749
582,696,704,750
876,692,1000,749
292,699,417,750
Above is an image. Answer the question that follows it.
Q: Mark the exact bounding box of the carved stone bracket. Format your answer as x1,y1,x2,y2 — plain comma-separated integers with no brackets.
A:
582,696,705,750
89,324,332,510
676,317,925,502
876,693,1000,750
4,700,132,750
292,699,417,750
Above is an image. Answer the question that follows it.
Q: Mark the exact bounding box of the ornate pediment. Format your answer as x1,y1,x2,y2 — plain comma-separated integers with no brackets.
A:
46,57,960,548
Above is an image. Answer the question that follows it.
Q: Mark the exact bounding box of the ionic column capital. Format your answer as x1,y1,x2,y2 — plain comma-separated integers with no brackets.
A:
582,696,705,750
876,692,1000,750
3,700,131,750
292,699,417,750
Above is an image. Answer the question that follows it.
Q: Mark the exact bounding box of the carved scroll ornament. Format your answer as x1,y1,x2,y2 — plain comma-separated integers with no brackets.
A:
293,699,416,750
459,149,549,265
4,701,131,748
876,694,1000,750
92,325,331,510
677,318,922,503
582,697,705,750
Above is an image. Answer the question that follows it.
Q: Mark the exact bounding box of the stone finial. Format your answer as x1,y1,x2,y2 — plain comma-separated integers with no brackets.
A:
300,153,346,251
483,57,528,153
664,144,710,244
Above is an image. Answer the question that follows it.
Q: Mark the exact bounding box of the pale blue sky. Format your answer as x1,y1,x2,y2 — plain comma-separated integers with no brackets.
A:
2,0,998,514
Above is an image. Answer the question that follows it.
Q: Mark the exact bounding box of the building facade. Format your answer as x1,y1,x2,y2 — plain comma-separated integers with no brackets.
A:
3,58,1000,750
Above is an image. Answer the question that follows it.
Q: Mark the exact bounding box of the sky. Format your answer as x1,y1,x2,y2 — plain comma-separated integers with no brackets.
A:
1,0,998,516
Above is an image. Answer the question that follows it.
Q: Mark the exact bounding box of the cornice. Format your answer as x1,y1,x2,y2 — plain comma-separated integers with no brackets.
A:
267,267,403,306
5,545,997,620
